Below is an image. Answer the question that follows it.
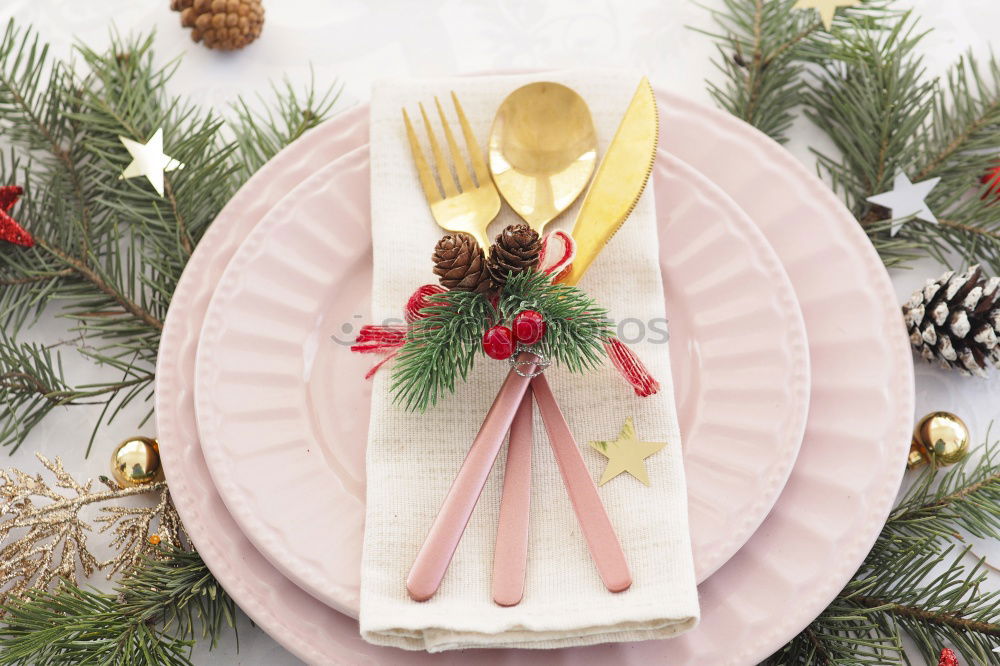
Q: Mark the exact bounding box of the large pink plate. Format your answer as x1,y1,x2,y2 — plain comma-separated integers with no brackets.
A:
156,89,913,665
192,143,809,613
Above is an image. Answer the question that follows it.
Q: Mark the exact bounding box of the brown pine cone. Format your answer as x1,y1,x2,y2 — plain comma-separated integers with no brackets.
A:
487,223,540,288
903,264,1000,377
170,0,264,51
433,233,492,293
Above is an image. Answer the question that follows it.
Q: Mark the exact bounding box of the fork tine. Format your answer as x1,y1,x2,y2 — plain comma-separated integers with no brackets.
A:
451,91,490,186
419,103,459,198
435,97,475,192
435,97,474,192
403,108,442,205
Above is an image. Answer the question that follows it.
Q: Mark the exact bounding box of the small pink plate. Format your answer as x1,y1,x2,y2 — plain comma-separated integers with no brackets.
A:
193,143,809,614
157,87,913,666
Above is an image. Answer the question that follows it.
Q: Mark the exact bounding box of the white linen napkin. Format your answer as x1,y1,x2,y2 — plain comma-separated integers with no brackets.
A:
360,71,699,652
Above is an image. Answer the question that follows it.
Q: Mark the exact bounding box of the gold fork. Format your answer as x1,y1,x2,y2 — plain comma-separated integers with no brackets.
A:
403,93,501,251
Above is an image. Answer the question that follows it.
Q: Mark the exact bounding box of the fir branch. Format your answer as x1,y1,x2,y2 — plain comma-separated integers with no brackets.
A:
0,547,235,666
229,73,344,178
696,0,814,143
795,12,1000,271
915,53,1000,185
0,330,156,452
0,19,343,450
767,442,1000,664
803,14,933,214
0,335,72,452
497,270,612,373
118,547,235,650
0,584,195,666
391,271,613,411
885,442,1000,544
801,12,939,267
695,0,894,143
391,289,495,412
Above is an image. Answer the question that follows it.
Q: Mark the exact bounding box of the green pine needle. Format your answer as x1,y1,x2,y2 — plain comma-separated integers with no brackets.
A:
391,288,495,412
0,547,235,666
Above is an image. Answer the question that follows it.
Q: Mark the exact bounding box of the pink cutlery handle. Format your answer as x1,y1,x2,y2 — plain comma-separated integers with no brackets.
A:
406,353,538,602
531,374,632,593
492,392,533,606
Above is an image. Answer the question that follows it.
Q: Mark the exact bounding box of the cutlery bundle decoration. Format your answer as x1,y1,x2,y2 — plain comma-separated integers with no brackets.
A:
351,80,661,605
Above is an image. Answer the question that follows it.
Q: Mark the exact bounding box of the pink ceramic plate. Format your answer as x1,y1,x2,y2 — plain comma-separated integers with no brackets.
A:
156,88,913,666
193,145,809,613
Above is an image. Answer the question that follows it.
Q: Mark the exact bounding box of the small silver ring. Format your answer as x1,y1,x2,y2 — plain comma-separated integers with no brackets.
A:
509,345,550,378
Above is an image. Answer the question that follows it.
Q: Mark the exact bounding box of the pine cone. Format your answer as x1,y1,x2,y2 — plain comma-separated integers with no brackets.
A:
487,224,540,288
170,0,264,51
903,265,1000,377
432,233,492,293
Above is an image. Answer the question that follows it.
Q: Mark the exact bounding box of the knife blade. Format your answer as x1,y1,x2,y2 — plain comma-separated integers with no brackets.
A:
560,76,659,286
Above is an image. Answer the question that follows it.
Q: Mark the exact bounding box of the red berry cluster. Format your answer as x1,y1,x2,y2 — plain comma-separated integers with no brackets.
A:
482,310,546,360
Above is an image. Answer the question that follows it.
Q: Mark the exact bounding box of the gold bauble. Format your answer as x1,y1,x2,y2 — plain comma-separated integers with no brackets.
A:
110,437,164,487
907,412,970,469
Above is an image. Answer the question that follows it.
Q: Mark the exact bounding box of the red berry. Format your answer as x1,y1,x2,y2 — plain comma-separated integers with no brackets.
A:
512,310,546,345
483,325,515,360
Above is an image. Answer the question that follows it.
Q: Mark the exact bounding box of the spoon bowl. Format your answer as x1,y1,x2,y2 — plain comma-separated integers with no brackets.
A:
488,82,597,233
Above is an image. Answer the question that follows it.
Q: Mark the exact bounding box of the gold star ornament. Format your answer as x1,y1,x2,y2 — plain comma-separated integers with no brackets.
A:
589,417,667,486
118,128,184,197
792,0,861,31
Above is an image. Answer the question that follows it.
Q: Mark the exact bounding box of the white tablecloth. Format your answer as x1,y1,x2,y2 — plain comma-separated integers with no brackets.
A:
0,1,996,663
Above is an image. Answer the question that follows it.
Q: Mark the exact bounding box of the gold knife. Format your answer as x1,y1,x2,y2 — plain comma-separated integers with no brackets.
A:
560,76,659,286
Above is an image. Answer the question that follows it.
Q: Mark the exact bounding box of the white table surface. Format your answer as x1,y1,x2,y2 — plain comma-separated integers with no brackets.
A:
0,1,997,664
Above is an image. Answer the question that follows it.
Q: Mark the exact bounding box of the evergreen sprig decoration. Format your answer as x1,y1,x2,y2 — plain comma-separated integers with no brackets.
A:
392,288,495,412
766,440,1000,665
694,0,895,144
701,2,1000,272
0,547,235,666
809,19,1000,270
391,270,612,412
0,19,339,452
498,270,612,373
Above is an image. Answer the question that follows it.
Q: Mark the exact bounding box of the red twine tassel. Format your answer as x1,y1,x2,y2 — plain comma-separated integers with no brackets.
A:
353,284,447,378
604,336,660,397
406,284,447,323
351,325,407,354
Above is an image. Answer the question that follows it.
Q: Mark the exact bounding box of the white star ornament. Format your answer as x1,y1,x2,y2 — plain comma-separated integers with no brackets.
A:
866,172,941,237
118,128,184,197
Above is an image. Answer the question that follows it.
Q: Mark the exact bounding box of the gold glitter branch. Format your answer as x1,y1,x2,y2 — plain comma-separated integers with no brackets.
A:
0,453,183,608
98,481,184,578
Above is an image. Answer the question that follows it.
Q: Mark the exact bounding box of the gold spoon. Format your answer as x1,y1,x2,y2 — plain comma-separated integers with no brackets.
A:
488,82,598,233
487,82,598,606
